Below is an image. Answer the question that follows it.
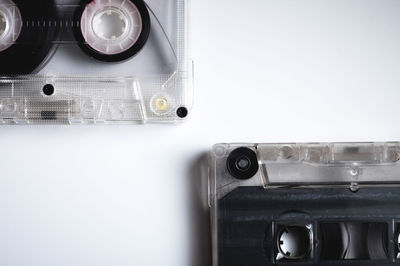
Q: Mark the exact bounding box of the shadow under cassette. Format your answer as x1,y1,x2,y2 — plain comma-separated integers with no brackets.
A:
0,0,192,124
210,142,400,266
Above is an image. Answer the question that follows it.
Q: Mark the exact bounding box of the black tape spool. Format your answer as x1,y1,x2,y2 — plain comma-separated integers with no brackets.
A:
0,0,57,75
74,0,151,62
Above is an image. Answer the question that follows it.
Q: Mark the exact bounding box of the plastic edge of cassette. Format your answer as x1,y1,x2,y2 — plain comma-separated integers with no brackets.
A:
209,141,400,266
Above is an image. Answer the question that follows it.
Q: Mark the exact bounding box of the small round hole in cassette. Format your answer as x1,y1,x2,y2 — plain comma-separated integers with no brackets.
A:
42,84,55,96
76,0,150,62
176,107,188,119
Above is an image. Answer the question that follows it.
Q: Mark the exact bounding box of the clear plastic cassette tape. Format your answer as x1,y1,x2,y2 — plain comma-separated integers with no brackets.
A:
210,142,400,266
0,0,192,124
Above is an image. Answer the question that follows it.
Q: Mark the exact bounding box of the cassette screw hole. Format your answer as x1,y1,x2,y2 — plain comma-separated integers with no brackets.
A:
177,107,188,118
214,146,226,157
43,84,55,96
350,167,359,177
156,98,169,111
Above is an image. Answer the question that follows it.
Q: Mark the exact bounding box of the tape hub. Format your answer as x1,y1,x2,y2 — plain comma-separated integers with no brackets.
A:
81,0,143,55
92,8,128,41
278,226,311,259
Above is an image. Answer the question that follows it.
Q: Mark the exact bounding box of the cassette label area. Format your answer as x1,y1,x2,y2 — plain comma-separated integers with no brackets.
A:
0,0,192,124
210,142,400,266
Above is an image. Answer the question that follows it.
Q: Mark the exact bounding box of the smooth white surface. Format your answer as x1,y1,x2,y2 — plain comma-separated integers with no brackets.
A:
1,0,400,265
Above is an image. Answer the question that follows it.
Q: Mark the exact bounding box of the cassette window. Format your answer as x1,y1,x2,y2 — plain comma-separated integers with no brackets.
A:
0,0,192,124
210,143,400,266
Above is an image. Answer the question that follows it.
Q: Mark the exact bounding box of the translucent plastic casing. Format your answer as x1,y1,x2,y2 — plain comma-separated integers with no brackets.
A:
0,0,192,124
210,142,400,266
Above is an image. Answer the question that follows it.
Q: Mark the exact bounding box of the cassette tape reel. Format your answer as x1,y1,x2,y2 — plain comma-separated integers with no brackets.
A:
210,142,400,266
74,0,150,62
0,0,192,124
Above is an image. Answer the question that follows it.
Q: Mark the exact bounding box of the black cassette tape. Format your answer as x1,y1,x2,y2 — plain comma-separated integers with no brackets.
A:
0,0,192,124
210,143,400,266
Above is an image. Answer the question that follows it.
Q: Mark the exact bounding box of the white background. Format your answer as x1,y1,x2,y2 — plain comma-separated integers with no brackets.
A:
1,0,400,265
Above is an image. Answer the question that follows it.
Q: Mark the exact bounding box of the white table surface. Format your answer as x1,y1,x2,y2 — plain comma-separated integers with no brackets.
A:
1,0,400,265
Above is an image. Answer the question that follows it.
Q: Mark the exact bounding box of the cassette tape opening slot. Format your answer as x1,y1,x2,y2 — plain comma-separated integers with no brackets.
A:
321,222,388,261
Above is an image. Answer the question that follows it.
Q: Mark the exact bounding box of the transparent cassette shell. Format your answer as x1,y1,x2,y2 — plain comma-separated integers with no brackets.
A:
210,142,400,201
210,142,400,266
0,0,192,124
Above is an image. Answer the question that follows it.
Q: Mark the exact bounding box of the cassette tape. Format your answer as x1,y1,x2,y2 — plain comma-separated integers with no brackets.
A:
210,142,400,266
0,0,192,124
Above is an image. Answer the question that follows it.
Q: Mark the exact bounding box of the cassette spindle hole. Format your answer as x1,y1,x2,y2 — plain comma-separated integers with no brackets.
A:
277,226,311,260
93,8,128,41
43,84,55,96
